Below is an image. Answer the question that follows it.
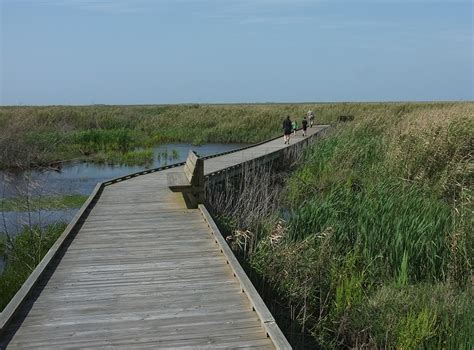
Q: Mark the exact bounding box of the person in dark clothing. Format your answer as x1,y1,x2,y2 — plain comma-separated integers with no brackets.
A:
283,116,292,144
302,117,308,137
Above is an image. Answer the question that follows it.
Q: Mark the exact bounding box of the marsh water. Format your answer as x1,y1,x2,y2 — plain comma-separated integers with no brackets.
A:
0,143,247,271
1,143,247,199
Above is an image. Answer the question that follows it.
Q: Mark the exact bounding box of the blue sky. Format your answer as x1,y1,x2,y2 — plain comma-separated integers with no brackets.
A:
1,0,472,105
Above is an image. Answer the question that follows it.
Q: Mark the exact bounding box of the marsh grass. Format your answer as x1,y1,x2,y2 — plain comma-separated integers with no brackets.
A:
210,102,473,348
1,102,453,170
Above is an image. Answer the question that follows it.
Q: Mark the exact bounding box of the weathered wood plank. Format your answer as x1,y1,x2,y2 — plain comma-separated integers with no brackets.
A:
199,204,291,349
167,172,191,190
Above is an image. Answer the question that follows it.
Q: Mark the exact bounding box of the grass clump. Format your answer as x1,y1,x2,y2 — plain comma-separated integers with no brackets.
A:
0,223,67,311
70,128,141,153
353,284,473,349
93,149,154,166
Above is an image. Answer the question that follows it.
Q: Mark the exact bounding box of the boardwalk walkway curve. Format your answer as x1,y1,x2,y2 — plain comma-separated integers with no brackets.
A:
0,125,329,349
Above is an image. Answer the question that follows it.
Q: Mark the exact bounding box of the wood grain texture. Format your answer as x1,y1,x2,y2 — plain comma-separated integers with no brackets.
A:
1,126,329,349
199,205,291,349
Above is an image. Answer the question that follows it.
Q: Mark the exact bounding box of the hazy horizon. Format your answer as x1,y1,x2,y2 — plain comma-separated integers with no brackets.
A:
1,100,474,108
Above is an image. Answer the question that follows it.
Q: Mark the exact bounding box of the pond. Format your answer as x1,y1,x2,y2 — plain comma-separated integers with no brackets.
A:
0,143,247,199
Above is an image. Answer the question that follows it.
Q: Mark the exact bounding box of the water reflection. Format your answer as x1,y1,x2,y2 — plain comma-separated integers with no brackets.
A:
0,143,247,199
0,209,76,236
0,143,247,271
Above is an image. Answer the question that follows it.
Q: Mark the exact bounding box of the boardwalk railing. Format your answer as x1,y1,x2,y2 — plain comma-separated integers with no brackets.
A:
205,125,329,183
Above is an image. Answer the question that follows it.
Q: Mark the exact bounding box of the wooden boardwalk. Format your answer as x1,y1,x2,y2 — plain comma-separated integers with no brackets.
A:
0,126,328,349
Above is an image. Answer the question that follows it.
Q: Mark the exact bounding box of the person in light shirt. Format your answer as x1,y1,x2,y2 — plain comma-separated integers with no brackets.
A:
307,110,314,127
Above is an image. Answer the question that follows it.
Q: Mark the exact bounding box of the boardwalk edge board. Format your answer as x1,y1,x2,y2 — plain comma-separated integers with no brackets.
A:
198,204,292,350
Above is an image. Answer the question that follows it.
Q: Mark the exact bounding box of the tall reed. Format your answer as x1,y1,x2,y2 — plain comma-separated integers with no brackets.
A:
213,102,473,348
206,161,284,256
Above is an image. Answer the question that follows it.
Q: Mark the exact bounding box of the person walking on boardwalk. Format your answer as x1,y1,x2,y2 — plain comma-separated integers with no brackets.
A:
283,116,292,144
307,110,314,127
302,116,308,137
292,119,298,136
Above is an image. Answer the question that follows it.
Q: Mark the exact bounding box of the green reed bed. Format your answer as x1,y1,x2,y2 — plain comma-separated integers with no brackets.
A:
93,148,155,166
225,102,473,348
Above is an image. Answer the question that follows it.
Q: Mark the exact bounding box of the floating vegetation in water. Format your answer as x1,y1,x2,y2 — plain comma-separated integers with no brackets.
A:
156,148,179,163
94,149,154,166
